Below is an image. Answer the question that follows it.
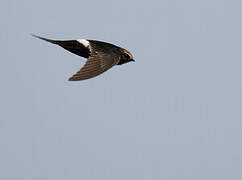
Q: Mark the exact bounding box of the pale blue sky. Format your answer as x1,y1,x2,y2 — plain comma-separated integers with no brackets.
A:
1,0,242,179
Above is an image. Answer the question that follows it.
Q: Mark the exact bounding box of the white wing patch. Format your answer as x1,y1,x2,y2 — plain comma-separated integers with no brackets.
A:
77,39,89,47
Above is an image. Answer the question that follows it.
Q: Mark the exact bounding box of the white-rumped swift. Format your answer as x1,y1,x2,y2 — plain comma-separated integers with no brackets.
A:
32,35,134,81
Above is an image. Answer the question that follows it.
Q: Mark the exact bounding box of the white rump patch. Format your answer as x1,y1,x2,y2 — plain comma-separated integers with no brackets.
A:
77,39,89,47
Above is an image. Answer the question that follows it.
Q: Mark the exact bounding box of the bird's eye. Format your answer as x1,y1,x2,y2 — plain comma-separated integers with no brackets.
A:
124,53,130,59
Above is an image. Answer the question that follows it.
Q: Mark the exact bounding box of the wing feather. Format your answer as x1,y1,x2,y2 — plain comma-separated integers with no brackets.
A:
32,34,90,58
69,53,119,81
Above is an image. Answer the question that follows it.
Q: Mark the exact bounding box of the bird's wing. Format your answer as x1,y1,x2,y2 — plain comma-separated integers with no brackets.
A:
69,51,119,81
32,34,90,58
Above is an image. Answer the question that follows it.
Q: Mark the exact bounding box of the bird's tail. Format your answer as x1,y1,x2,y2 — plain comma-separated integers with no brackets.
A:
31,34,59,44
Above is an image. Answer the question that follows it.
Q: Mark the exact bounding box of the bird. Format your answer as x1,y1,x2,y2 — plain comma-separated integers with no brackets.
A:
32,34,134,81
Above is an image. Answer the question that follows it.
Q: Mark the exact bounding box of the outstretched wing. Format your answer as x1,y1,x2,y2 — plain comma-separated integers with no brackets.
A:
32,34,90,58
69,51,120,81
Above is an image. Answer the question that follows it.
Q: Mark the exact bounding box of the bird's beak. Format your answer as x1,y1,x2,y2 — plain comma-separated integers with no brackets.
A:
131,59,135,62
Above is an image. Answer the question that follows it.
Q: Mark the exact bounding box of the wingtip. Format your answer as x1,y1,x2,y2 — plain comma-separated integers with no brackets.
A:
31,34,41,39
31,34,57,44
68,78,83,81
68,76,78,81
68,75,90,81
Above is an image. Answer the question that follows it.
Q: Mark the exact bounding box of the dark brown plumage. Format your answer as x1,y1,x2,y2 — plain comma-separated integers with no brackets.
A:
32,34,134,81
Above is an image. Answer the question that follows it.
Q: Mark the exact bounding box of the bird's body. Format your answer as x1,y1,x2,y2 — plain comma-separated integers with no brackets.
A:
32,35,134,81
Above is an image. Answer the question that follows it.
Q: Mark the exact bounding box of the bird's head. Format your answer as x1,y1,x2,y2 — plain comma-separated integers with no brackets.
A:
122,49,135,63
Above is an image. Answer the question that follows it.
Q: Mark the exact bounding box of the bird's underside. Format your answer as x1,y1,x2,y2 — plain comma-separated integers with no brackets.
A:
32,34,132,81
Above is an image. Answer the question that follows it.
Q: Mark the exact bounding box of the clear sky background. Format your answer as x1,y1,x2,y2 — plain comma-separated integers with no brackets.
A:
1,0,242,179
